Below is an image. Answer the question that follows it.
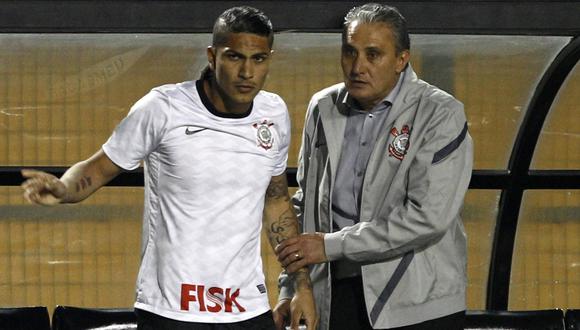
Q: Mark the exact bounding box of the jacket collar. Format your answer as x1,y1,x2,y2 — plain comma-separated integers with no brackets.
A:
318,93,347,180
384,64,423,128
317,64,422,172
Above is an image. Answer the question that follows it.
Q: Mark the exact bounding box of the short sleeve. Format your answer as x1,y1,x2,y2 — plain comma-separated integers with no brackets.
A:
272,100,290,176
102,90,170,170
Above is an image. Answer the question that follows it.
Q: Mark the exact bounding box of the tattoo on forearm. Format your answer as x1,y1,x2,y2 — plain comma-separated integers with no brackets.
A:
266,177,289,200
265,177,312,288
75,176,92,192
269,208,297,245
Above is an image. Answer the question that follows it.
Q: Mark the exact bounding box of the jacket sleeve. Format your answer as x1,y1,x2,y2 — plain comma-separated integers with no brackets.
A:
278,96,318,300
324,99,473,263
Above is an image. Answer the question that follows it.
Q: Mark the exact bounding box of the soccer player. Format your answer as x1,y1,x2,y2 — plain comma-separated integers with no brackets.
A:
21,6,317,330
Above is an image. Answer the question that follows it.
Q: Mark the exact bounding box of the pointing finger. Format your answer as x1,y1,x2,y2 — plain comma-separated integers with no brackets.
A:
21,169,45,179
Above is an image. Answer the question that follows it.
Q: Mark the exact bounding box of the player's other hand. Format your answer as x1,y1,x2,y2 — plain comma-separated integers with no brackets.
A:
21,169,67,206
273,293,318,330
273,298,291,330
290,286,318,330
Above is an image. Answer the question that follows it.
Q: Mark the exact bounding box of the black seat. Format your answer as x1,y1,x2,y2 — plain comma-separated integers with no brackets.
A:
566,309,580,330
51,305,137,330
0,306,51,330
465,309,565,330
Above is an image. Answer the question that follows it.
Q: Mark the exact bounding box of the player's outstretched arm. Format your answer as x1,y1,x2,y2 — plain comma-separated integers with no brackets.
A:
264,173,318,330
22,149,122,206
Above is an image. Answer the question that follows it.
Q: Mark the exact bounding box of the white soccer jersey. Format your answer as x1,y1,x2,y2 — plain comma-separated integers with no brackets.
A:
102,80,290,323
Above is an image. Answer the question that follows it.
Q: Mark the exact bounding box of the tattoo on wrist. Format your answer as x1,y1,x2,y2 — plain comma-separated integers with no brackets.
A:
75,176,92,192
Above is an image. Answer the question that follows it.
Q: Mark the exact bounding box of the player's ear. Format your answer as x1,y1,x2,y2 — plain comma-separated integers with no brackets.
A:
207,46,216,71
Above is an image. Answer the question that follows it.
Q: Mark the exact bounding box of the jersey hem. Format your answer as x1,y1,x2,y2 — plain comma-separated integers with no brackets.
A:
134,302,271,324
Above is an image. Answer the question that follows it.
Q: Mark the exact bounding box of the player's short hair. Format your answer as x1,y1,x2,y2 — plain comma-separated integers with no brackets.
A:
212,6,274,48
200,6,273,80
343,3,410,54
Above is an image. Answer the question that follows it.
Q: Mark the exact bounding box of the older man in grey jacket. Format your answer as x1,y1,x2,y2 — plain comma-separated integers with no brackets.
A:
273,3,473,330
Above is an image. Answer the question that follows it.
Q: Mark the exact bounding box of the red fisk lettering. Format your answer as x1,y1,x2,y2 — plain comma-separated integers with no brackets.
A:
197,285,207,312
206,287,223,313
181,284,197,311
180,283,246,313
225,288,246,313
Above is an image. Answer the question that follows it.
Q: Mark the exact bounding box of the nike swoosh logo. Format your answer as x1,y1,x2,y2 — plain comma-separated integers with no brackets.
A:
185,127,207,135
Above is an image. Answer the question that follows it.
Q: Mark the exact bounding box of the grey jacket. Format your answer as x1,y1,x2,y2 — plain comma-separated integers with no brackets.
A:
280,66,473,329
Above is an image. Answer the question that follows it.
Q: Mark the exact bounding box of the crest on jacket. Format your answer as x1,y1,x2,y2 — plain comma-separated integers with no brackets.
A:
388,125,411,160
253,120,274,150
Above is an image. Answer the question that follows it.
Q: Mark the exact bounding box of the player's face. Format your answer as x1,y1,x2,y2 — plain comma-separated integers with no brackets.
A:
341,21,409,110
207,32,272,114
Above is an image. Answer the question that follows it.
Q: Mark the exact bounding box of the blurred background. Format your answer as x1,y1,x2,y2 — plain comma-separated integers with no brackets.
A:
0,0,578,318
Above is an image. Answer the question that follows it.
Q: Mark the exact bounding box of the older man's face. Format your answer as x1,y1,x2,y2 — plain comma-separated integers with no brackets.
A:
341,21,409,110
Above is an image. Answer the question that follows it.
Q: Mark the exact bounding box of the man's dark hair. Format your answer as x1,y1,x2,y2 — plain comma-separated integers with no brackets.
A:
213,6,274,48
343,3,410,54
200,6,273,80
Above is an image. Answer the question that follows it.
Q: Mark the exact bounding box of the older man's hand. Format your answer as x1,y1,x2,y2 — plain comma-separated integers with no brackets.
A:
275,233,328,273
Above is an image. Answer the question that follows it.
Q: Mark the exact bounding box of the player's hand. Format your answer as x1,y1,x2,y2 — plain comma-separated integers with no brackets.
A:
273,288,318,330
273,298,291,330
21,169,67,206
289,286,318,330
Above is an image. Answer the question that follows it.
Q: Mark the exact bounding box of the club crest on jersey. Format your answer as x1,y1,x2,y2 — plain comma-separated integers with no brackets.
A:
253,120,274,150
388,124,411,160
